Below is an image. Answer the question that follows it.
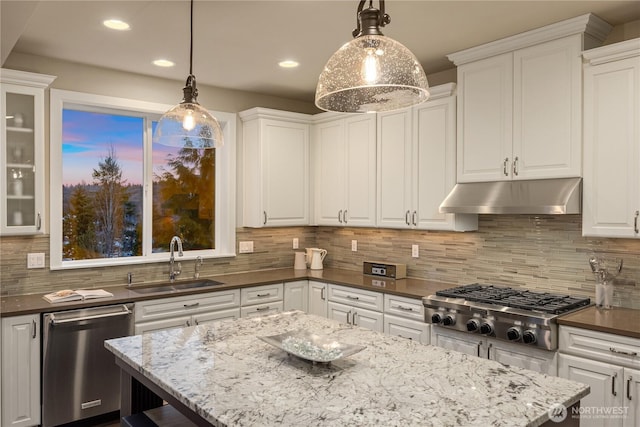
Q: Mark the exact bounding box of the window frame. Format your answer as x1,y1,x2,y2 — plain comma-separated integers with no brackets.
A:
49,89,236,270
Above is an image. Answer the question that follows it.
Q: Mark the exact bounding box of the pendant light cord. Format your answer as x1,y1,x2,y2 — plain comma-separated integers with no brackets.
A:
189,0,194,76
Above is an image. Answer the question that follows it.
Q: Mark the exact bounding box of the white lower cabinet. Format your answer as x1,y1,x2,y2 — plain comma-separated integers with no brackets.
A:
327,301,383,332
431,327,557,375
134,289,241,334
383,294,429,344
1,314,40,427
308,281,328,317
326,284,384,332
284,280,308,312
559,325,640,427
240,283,284,318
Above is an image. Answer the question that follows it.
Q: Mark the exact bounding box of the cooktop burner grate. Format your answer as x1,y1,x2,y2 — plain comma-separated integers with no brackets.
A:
435,284,591,314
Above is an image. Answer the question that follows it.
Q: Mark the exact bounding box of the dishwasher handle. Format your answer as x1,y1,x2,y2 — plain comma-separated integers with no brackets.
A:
49,305,132,325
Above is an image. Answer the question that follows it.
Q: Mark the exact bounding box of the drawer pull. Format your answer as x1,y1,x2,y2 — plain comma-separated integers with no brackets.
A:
628,376,633,401
477,342,482,357
487,343,492,359
512,156,519,176
184,302,200,308
612,373,618,396
635,210,639,234
609,347,638,356
352,312,358,326
320,287,325,300
405,210,410,226
256,306,270,312
257,293,271,297
346,310,352,325
32,319,37,339
396,305,414,312
503,158,509,176
346,295,359,300
338,210,343,223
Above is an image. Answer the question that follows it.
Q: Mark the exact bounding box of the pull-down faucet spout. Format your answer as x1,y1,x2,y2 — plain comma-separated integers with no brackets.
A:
169,236,184,282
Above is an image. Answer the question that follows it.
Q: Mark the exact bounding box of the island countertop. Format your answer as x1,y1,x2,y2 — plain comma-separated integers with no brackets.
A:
105,311,589,427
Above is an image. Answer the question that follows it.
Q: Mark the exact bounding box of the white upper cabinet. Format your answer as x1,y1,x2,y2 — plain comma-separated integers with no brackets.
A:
582,38,640,238
377,84,477,231
313,114,376,227
449,14,612,183
240,108,311,227
1,69,56,236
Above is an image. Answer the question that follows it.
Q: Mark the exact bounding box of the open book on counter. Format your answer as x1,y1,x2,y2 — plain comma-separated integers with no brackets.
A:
43,289,114,303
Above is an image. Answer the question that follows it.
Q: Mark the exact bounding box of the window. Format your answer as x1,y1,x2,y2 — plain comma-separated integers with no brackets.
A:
50,89,236,269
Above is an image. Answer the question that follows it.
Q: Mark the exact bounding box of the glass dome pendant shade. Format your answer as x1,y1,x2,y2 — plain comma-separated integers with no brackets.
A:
315,0,430,113
153,0,223,149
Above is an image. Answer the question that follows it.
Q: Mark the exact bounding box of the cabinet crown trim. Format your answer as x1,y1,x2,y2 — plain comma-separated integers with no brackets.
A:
239,107,312,123
583,38,640,65
448,13,612,66
1,68,57,87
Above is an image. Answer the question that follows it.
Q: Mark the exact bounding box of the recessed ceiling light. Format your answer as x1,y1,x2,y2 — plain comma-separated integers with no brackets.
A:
278,60,299,68
103,19,130,31
153,59,175,67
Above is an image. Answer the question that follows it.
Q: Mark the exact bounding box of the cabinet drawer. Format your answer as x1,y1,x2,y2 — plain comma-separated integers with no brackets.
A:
135,289,240,322
241,302,284,318
327,284,383,312
559,325,640,369
383,314,430,344
241,283,284,306
384,294,424,321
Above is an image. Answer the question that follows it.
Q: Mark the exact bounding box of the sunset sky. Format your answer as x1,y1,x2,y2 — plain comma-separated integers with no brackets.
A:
62,109,174,186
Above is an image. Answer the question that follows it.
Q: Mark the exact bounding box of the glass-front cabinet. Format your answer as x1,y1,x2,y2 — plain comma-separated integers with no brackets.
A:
1,69,55,235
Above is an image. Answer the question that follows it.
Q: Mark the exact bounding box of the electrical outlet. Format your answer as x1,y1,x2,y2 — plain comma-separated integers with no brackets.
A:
412,244,419,258
27,252,46,269
239,241,254,253
293,238,299,249
351,240,358,252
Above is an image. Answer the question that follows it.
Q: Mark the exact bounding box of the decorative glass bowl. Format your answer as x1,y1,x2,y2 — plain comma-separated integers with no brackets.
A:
259,330,366,364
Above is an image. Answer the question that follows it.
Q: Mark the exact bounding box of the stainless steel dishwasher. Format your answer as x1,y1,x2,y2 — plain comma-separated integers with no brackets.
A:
42,303,134,427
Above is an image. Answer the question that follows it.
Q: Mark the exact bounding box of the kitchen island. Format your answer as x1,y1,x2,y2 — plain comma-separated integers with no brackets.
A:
106,311,587,427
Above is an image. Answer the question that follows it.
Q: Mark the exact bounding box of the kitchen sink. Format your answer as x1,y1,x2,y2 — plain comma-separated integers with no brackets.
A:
131,279,224,294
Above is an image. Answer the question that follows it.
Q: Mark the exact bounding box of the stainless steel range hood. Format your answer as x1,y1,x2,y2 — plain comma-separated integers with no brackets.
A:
439,177,582,214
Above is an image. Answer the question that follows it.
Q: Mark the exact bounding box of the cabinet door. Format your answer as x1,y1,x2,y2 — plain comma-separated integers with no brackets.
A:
314,120,346,226
135,315,192,334
1,82,47,235
583,56,640,238
513,36,582,180
457,53,513,182
327,301,352,325
351,308,384,332
261,119,309,226
489,340,557,375
2,315,40,427
383,314,429,344
193,308,241,326
344,115,376,227
377,108,413,228
625,368,640,427
430,327,483,357
284,280,308,312
558,354,624,427
308,281,328,318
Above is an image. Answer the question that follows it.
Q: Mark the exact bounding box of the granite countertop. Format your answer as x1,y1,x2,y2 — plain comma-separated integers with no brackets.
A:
558,305,640,339
106,311,589,427
0,268,453,317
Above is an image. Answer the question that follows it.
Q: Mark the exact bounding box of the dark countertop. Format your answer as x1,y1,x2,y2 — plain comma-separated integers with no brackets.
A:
0,268,453,317
558,305,640,339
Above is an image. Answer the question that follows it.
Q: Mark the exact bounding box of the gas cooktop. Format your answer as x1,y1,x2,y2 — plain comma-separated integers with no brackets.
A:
435,284,591,315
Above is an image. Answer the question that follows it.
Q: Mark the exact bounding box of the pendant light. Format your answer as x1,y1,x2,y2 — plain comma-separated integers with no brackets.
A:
315,0,430,113
153,0,223,149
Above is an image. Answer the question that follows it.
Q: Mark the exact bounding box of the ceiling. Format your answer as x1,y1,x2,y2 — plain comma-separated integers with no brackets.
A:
2,1,640,105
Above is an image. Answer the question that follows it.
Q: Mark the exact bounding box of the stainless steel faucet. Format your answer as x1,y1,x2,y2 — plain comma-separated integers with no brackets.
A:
169,236,184,282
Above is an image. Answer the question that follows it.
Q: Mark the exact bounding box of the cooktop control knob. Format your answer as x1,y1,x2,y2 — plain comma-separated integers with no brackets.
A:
466,319,479,332
480,322,493,335
523,330,537,344
431,313,443,324
442,315,456,326
506,327,521,341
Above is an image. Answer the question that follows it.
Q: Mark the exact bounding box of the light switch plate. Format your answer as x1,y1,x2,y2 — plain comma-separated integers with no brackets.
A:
27,252,46,269
293,238,299,249
411,244,419,258
351,240,358,252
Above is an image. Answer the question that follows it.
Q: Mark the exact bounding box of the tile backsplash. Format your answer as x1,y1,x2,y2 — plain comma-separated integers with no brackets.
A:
1,215,639,309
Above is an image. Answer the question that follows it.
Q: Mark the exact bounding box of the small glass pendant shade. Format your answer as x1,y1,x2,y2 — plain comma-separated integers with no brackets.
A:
316,34,430,113
153,100,223,149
